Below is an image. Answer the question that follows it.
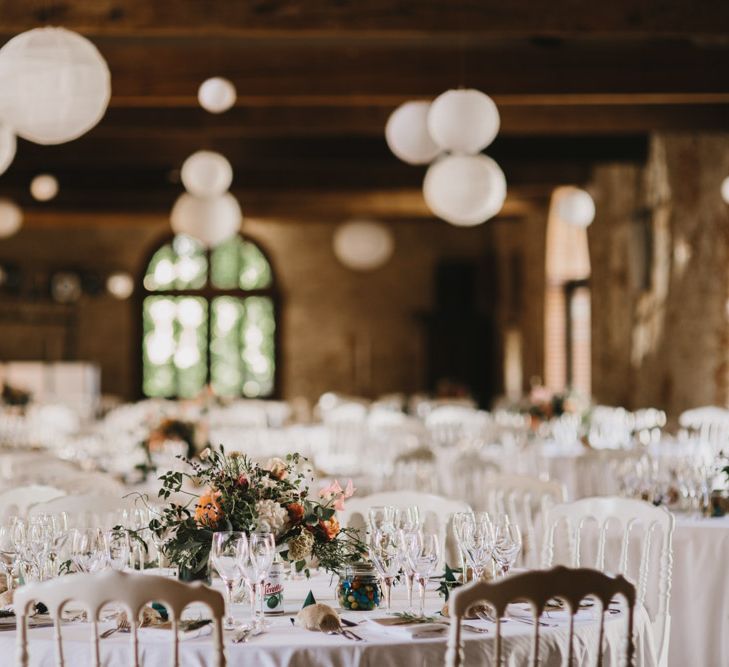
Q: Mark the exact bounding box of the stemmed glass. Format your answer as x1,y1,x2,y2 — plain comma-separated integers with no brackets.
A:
368,506,396,535
105,529,131,571
211,531,246,630
460,513,494,581
406,532,440,617
150,524,173,570
0,523,16,590
70,528,106,574
492,517,522,578
452,511,475,582
393,506,421,533
394,528,419,612
246,532,275,629
369,529,400,610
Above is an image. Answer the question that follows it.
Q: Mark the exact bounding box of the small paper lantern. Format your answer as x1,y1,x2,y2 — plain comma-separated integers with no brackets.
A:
0,199,22,238
556,187,596,228
170,192,242,248
181,151,233,198
30,174,59,201
721,176,729,204
106,272,134,300
423,154,506,226
333,220,394,271
385,101,441,165
0,27,111,145
0,124,16,176
428,89,500,154
198,77,237,114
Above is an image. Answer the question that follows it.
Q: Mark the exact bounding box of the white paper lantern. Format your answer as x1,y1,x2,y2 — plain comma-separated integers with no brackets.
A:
170,192,242,248
428,89,500,154
721,176,729,204
181,151,233,198
30,174,59,201
0,27,111,145
333,220,394,271
198,77,237,114
385,101,441,165
423,154,506,226
107,272,134,300
0,199,22,238
0,124,16,176
556,187,596,228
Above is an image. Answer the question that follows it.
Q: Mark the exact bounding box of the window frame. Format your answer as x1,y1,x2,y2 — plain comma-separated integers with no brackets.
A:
134,232,282,400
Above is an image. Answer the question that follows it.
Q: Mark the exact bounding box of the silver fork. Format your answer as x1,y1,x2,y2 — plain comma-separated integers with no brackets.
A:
100,616,130,639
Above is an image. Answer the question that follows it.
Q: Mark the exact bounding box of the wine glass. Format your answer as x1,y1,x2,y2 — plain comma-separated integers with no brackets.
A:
0,523,16,590
492,516,522,578
211,531,246,630
150,524,173,570
368,506,396,535
248,532,275,628
394,528,420,612
394,506,421,533
406,533,440,617
369,529,400,610
452,511,476,582
70,528,106,573
460,514,494,581
105,529,131,571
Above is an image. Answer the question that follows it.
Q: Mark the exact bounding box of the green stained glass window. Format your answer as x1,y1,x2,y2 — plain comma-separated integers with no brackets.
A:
142,234,277,398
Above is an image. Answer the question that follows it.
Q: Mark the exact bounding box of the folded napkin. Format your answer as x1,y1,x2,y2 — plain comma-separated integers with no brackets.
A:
296,603,341,632
366,617,447,639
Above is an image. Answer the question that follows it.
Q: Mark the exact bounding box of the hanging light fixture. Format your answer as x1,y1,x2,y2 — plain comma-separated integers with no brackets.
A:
0,199,22,238
556,187,596,228
427,89,500,155
106,272,134,299
721,176,729,204
30,174,59,201
0,124,16,176
170,192,242,247
198,77,237,114
385,101,441,165
181,151,233,198
0,27,111,145
333,220,395,271
423,154,506,226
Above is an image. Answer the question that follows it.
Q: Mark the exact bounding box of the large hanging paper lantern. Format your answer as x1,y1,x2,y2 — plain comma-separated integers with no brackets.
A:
0,27,111,145
106,272,134,300
556,187,596,228
333,220,394,271
181,151,233,198
0,124,16,176
721,176,729,204
423,154,506,226
428,89,500,154
0,199,22,238
30,174,59,201
385,101,441,165
170,192,242,248
198,77,237,114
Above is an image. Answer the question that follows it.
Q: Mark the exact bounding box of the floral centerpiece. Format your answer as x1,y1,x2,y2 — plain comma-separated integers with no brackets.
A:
144,417,203,459
1,383,31,408
150,447,366,580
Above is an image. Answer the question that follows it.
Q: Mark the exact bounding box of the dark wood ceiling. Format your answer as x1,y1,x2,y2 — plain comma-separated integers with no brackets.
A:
0,0,728,221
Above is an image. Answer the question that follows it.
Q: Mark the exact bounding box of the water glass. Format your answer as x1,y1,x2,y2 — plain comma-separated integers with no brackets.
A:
369,529,400,610
211,531,246,630
406,533,440,617
492,516,522,577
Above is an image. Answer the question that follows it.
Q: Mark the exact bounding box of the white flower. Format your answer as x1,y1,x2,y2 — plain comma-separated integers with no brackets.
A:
257,476,278,491
255,499,288,535
199,447,211,461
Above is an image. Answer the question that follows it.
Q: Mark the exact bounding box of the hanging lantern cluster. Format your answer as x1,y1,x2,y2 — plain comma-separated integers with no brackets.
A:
170,81,242,247
386,89,506,227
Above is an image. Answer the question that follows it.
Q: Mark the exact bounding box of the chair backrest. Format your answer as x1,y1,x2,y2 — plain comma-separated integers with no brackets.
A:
15,569,226,667
481,474,567,568
0,484,66,520
678,406,729,453
340,491,470,567
445,566,636,667
425,406,487,448
543,497,674,667
573,448,644,498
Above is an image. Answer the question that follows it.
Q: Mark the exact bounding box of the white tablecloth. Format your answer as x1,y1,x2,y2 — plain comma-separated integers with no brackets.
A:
668,515,729,667
4,572,655,667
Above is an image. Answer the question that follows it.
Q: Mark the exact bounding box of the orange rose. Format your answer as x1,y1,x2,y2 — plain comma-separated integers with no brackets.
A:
319,516,340,541
287,502,304,524
265,457,288,480
194,488,223,527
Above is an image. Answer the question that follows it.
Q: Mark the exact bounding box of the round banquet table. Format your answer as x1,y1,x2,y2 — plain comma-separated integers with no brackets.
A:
668,514,729,667
2,571,656,667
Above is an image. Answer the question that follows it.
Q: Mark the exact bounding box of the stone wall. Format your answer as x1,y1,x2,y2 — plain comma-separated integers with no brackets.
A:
0,214,502,404
589,133,729,416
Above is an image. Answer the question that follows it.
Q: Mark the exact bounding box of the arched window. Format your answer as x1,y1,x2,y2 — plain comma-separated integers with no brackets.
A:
141,234,278,399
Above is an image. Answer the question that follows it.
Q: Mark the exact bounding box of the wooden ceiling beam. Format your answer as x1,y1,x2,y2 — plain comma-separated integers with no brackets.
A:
0,1,728,38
